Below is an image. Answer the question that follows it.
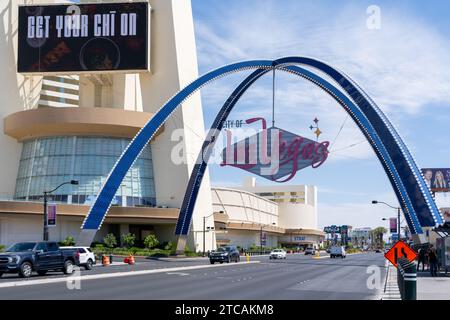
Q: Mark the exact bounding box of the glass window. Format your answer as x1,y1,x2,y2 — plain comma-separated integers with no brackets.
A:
47,242,59,252
35,242,48,252
15,137,156,207
7,242,38,252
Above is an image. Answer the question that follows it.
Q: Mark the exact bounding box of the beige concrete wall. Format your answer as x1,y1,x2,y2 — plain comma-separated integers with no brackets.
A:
277,202,318,230
137,0,214,251
0,214,82,246
1,0,215,251
0,0,61,197
238,184,319,230
0,214,176,247
215,230,278,250
212,187,278,226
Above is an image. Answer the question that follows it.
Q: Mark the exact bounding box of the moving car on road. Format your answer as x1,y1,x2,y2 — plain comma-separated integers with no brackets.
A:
304,247,316,255
270,249,287,260
0,241,80,278
61,246,96,270
209,246,240,264
330,246,346,259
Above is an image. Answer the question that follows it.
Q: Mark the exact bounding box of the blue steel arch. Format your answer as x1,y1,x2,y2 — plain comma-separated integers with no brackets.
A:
80,57,443,240
175,63,440,237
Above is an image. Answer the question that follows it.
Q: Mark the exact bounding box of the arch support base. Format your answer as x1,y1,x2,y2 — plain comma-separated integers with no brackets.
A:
76,229,98,247
175,235,188,256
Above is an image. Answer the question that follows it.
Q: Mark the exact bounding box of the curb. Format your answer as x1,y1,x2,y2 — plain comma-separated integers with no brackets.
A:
382,262,401,300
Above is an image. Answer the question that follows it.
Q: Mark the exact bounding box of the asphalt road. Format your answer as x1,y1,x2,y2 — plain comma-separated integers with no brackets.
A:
0,253,386,300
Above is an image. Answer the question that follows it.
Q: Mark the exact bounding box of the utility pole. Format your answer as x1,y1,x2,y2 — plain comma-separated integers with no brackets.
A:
203,216,206,257
43,191,48,241
260,225,263,254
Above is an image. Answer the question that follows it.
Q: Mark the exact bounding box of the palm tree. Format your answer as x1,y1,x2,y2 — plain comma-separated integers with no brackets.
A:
372,227,387,248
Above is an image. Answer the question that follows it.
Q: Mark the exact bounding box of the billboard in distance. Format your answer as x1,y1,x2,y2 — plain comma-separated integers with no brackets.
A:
441,208,450,223
421,168,450,193
18,2,149,74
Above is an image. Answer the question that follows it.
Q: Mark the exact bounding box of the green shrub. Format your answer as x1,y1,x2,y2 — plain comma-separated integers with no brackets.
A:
121,233,136,248
103,233,117,250
164,241,173,251
0,245,5,252
143,234,159,249
185,251,201,257
143,249,170,258
91,241,104,248
60,236,75,246
129,247,140,255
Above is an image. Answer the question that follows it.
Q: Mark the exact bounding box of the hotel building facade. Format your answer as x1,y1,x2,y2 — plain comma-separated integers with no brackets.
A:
0,0,324,251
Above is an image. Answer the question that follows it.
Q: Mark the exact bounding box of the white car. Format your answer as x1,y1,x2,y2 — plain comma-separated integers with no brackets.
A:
330,246,346,259
269,249,287,260
61,246,96,270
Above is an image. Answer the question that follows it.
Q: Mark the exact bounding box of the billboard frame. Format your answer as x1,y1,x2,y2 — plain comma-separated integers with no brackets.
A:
421,168,450,193
17,1,151,75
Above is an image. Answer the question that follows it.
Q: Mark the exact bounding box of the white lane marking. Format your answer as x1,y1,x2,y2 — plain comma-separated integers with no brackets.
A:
166,272,190,276
316,252,365,259
0,261,260,289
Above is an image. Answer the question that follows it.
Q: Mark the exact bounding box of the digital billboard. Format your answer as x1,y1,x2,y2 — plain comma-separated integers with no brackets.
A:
421,168,450,193
18,2,149,74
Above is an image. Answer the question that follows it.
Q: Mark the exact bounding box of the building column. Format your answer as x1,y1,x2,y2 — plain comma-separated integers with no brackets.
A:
119,224,130,246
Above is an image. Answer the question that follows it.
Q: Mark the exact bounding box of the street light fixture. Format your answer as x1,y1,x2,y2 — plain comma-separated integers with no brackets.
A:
43,180,78,241
372,200,401,241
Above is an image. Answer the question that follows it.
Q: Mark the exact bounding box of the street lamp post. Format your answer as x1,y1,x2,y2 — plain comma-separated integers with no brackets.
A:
260,223,276,255
373,200,401,241
260,225,263,255
203,212,216,257
43,180,78,241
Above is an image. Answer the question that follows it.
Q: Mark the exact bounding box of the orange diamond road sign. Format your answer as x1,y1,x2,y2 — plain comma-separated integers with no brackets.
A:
384,241,418,268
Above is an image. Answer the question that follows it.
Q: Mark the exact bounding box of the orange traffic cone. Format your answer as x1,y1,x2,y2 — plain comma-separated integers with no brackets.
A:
102,255,110,266
128,254,135,265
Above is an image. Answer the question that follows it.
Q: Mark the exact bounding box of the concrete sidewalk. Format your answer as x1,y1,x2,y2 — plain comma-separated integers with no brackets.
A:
382,263,401,300
417,271,450,300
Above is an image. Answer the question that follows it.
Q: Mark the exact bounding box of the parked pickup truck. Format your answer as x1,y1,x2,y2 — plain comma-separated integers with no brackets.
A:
0,241,80,278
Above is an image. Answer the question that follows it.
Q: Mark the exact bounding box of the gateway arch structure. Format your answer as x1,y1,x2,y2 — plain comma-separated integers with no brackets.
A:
77,57,444,248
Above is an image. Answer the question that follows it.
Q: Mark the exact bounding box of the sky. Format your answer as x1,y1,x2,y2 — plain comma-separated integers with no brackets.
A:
190,0,450,230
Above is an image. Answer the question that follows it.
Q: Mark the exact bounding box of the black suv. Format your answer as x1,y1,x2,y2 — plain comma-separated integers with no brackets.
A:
209,246,240,264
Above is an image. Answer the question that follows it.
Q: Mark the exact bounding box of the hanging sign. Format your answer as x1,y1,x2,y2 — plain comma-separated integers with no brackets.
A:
47,203,57,227
221,117,329,182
